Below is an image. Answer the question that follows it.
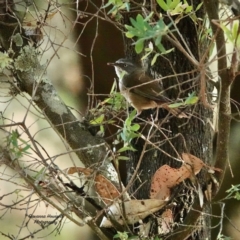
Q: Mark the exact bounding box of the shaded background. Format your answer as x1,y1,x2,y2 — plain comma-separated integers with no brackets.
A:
1,1,240,239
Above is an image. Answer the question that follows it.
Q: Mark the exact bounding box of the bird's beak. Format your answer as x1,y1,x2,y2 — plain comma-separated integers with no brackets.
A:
107,62,116,66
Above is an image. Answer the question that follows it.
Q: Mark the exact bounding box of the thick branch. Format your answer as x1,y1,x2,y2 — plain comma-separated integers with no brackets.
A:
0,3,120,191
204,0,232,194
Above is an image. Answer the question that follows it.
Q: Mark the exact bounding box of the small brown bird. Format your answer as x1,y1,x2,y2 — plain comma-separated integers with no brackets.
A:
108,58,187,118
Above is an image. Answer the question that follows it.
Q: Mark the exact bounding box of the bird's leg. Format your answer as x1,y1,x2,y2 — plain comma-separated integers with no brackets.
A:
136,109,142,116
134,109,142,120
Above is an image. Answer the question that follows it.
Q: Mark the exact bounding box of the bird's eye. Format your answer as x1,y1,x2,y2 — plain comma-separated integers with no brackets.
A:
123,64,127,67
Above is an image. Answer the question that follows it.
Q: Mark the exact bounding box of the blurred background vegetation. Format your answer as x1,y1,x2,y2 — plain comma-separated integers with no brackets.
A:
1,0,240,239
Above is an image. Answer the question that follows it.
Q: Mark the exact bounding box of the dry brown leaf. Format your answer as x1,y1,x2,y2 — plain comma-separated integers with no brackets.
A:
95,174,120,205
100,199,167,228
182,152,204,174
64,167,120,204
183,153,223,174
150,164,190,200
64,166,93,175
150,153,205,200
158,209,173,234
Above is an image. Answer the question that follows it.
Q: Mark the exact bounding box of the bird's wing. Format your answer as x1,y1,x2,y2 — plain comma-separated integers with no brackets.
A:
132,84,170,102
124,70,170,102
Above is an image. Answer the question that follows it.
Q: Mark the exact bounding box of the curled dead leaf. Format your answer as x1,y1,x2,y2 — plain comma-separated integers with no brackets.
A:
64,167,120,204
64,166,92,175
150,153,205,200
181,152,204,174
95,174,120,205
100,199,167,228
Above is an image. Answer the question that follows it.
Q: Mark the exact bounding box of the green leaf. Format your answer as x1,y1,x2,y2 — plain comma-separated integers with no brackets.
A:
232,21,240,50
195,2,203,11
156,43,166,53
156,18,167,30
135,40,144,53
220,23,233,42
130,17,140,29
125,116,131,127
226,184,240,200
185,92,198,105
118,156,130,160
125,24,133,31
128,131,140,139
128,109,137,121
185,96,198,105
232,21,239,40
100,125,104,134
151,53,159,65
118,146,137,152
156,0,168,11
90,114,104,125
185,5,193,14
21,144,31,152
126,31,134,38
235,192,240,200
144,12,154,22
168,102,184,108
136,14,144,25
125,2,130,11
11,130,20,147
155,35,162,46
120,132,127,142
12,33,23,47
114,231,129,239
108,5,118,15
130,123,140,131
169,0,180,10
161,47,174,55
141,50,153,61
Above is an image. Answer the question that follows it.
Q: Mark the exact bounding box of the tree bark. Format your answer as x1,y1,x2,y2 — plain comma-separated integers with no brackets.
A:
123,1,213,239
